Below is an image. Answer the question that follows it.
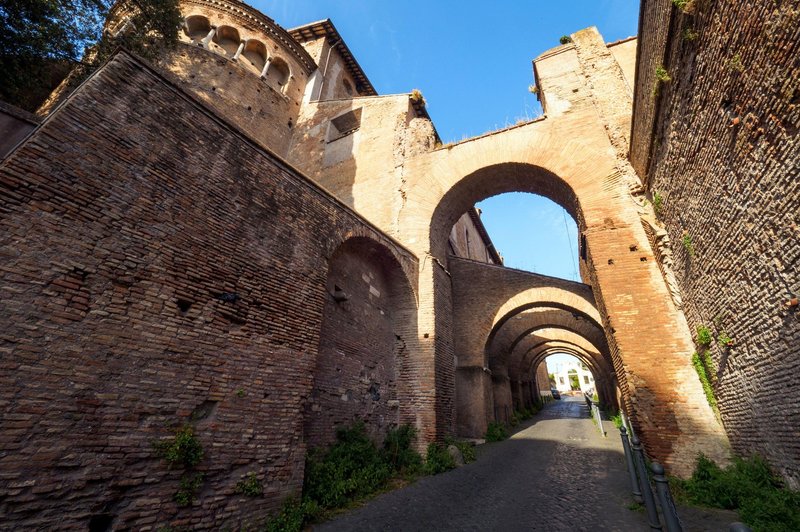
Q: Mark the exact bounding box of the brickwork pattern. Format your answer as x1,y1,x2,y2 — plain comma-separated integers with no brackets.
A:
0,52,417,528
305,237,417,448
157,44,300,157
637,0,800,486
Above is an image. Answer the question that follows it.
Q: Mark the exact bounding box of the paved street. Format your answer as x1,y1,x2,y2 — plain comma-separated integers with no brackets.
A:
316,397,648,531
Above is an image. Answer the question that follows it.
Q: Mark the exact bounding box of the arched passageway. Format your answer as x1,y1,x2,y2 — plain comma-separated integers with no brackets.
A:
449,254,612,437
394,113,728,471
304,236,419,448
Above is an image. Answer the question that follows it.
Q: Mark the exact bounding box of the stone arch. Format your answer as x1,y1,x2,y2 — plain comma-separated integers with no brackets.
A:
490,320,614,416
487,303,605,366
267,56,291,93
183,15,211,43
450,257,608,436
241,39,267,75
523,339,617,409
489,307,612,388
396,83,726,470
430,162,582,263
304,236,419,448
211,25,240,57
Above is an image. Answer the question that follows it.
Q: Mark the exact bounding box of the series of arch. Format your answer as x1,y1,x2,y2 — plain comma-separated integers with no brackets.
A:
183,15,292,93
480,272,619,426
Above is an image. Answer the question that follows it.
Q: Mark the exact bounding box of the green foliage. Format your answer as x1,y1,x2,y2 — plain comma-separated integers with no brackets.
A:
682,27,699,41
655,66,672,82
682,233,695,257
174,473,203,507
234,472,263,497
303,422,392,509
424,442,456,475
508,412,520,427
728,54,745,72
445,438,476,464
485,421,509,442
718,330,734,347
559,35,573,45
652,191,664,215
410,88,426,106
528,84,539,95
0,0,182,111
696,325,713,347
674,454,800,532
382,424,423,474
568,372,580,390
692,352,717,411
154,426,204,469
264,497,319,532
236,388,246,397
609,411,623,429
671,0,698,13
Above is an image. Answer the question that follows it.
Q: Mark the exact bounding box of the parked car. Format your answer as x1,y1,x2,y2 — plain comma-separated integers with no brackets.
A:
550,388,561,400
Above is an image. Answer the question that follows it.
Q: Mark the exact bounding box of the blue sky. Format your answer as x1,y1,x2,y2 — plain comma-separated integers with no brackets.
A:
253,0,640,280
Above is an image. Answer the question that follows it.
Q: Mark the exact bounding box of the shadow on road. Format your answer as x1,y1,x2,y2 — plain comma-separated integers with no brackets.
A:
316,397,648,531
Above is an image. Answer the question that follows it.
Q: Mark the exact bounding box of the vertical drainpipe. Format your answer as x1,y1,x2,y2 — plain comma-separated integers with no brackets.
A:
315,38,341,101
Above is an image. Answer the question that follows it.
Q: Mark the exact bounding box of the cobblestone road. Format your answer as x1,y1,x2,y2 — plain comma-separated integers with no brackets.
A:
315,397,649,531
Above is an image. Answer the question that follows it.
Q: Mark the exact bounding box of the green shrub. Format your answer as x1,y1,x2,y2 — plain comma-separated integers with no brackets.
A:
485,421,508,442
652,191,664,214
682,233,695,256
559,35,573,45
718,330,734,347
692,352,717,411
154,426,203,469
445,438,476,464
609,411,623,429
509,412,520,427
696,325,713,347
382,424,423,474
675,454,800,532
264,497,319,532
234,472,263,497
424,442,455,475
303,422,391,509
655,66,671,82
174,473,203,507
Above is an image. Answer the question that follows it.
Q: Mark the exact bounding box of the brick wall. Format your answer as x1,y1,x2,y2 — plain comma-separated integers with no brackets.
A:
304,237,418,448
0,51,417,528
633,0,800,486
156,44,300,157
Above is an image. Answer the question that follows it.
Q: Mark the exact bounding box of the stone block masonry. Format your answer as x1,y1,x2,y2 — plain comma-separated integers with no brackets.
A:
633,0,800,487
0,51,417,529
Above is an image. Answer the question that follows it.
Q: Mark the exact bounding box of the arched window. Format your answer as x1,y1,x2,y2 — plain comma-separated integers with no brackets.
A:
267,57,290,92
184,15,211,44
241,40,267,74
211,26,240,57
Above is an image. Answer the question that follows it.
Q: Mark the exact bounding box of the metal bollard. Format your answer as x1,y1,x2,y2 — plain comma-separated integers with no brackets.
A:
632,435,662,530
652,462,683,532
620,426,643,503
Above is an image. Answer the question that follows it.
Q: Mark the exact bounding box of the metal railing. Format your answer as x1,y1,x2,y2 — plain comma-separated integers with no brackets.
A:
584,395,606,437
618,423,753,532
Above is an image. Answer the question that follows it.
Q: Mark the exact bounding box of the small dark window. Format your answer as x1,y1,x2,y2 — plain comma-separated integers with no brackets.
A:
328,108,362,142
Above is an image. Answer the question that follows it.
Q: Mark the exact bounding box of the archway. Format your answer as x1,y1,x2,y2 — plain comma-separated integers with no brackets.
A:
478,298,618,434
395,114,727,469
304,236,418,448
